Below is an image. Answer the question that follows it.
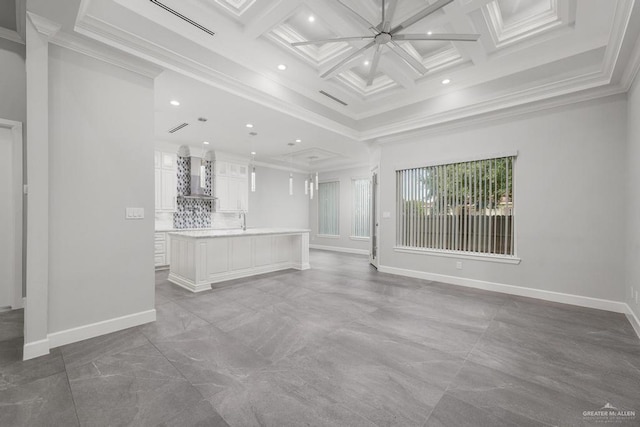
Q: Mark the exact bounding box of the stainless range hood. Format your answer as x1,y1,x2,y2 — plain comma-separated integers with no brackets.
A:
177,155,216,200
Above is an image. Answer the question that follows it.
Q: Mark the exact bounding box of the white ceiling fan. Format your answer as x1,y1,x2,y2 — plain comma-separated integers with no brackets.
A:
291,0,480,86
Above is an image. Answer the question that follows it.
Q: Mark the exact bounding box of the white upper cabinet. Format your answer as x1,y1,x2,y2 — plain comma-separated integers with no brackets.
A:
215,160,249,212
155,150,177,212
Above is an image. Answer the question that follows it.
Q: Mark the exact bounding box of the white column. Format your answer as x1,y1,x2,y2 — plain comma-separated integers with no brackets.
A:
23,12,60,360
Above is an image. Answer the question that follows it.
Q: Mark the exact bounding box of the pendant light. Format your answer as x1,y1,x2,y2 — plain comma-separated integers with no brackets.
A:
287,142,295,196
304,178,309,195
250,152,256,192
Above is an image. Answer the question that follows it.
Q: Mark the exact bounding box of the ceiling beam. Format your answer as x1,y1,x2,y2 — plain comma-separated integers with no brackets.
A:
379,56,417,89
243,0,299,39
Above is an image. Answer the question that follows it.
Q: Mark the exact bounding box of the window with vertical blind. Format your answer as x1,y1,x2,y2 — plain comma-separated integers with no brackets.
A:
351,178,371,238
318,181,340,236
396,155,515,257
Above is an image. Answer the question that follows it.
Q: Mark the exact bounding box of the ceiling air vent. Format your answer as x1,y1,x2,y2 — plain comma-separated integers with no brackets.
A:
168,122,189,133
319,90,348,106
150,0,215,36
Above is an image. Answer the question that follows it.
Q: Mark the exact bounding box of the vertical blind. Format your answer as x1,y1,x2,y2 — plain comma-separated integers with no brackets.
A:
318,181,340,236
396,156,515,256
351,178,371,238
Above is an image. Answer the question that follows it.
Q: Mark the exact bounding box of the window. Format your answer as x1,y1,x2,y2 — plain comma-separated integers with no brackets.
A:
396,155,515,256
351,178,371,238
318,181,339,236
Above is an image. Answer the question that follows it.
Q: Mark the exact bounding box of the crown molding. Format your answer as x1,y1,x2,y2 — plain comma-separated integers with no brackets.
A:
27,12,61,39
376,85,626,145
366,68,611,141
74,13,361,140
0,27,23,44
51,31,163,79
72,0,637,144
601,0,636,82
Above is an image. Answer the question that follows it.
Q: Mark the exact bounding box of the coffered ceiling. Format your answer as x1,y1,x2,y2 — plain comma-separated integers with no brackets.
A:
27,0,640,169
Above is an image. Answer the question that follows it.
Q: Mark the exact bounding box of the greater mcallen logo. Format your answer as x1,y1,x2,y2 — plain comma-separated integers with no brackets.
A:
583,403,636,423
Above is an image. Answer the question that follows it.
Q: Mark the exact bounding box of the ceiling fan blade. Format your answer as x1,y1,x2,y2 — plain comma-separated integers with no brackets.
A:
336,0,378,32
382,0,398,32
393,33,480,42
387,41,427,75
321,41,376,78
292,36,374,47
390,0,454,34
366,45,383,87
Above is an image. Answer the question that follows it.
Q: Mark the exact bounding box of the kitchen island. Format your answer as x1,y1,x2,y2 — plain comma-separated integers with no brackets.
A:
167,228,310,292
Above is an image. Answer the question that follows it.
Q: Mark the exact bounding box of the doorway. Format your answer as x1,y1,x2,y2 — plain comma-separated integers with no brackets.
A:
0,119,23,310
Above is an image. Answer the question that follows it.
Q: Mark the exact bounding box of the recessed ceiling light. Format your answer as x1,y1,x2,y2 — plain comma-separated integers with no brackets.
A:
364,60,370,66
170,100,180,106
296,139,302,143
246,123,254,128
442,79,451,85
308,15,315,23
427,31,433,35
277,64,287,71
203,141,210,145
251,151,256,155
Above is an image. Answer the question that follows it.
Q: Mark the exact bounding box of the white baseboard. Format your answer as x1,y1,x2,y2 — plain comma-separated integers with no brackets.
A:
23,338,50,361
47,309,157,349
378,265,629,314
626,305,640,339
310,244,369,256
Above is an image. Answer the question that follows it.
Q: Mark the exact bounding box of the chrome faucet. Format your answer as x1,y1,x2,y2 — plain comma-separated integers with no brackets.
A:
239,211,247,231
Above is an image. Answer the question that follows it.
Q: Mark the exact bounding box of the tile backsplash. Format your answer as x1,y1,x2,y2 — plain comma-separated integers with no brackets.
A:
173,155,213,229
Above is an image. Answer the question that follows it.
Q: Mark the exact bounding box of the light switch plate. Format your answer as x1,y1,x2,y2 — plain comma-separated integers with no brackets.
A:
382,212,391,219
125,208,145,220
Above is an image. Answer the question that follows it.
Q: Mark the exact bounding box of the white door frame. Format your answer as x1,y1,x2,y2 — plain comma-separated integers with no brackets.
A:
0,118,24,309
370,166,380,268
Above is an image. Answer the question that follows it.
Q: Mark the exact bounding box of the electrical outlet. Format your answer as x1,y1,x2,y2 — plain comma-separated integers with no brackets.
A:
456,261,463,270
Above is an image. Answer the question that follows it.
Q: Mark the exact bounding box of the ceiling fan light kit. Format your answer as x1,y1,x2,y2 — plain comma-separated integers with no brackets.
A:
293,0,480,86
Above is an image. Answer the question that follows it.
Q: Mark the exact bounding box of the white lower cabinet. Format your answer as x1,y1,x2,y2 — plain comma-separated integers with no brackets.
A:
154,232,171,268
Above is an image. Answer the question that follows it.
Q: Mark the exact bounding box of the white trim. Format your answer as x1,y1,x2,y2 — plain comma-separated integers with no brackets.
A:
52,32,163,79
378,265,629,314
0,119,23,310
0,27,24,44
23,338,50,361
47,309,156,349
168,272,212,293
626,305,640,339
316,234,340,239
394,247,521,265
350,236,370,242
169,262,309,291
310,244,369,256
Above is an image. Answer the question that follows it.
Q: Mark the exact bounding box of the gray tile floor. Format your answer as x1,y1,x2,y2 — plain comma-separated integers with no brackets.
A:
1,250,640,426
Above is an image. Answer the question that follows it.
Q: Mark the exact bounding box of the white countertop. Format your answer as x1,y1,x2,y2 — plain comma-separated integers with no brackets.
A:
169,228,310,238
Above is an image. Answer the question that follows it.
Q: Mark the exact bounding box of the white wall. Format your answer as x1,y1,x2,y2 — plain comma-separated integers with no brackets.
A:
248,166,309,229
309,166,371,254
378,95,627,302
626,80,640,321
47,45,155,334
0,38,26,124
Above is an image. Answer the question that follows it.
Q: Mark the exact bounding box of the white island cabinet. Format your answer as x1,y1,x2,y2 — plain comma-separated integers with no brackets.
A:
167,228,310,292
